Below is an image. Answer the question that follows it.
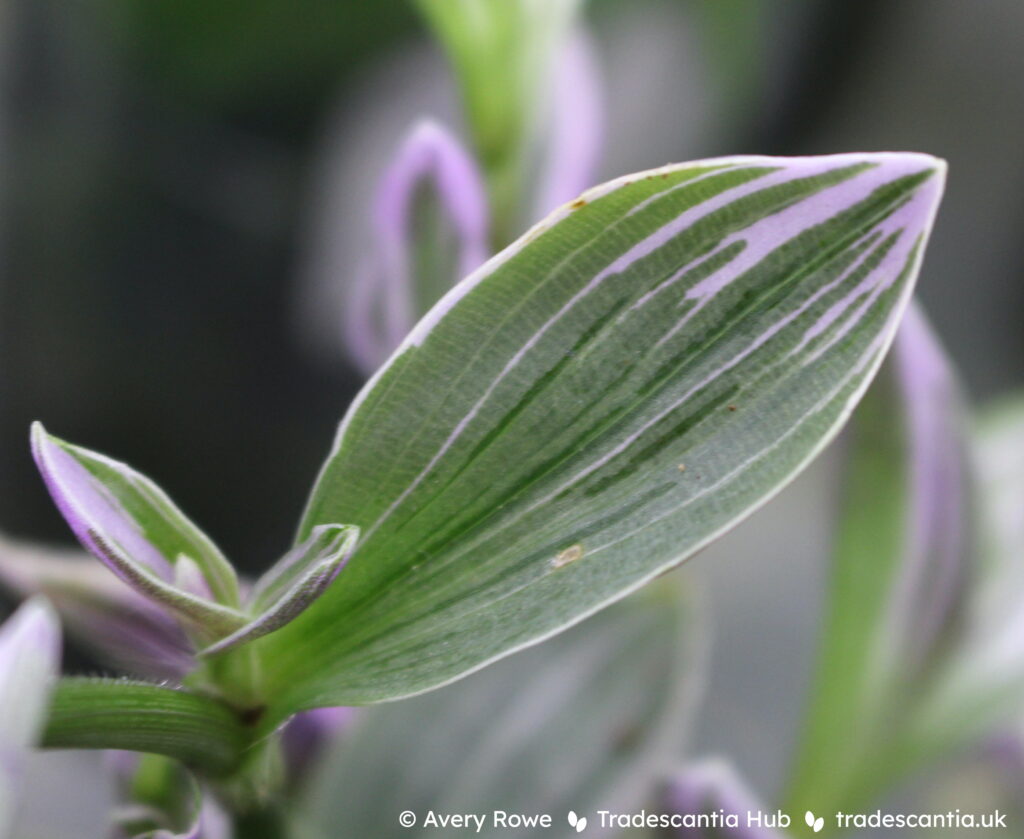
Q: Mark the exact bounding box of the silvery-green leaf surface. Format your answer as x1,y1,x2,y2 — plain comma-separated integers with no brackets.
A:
298,582,702,839
263,152,945,710
0,598,62,838
784,303,971,816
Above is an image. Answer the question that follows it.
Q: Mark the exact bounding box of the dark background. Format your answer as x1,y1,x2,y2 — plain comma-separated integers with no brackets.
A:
1,0,1021,577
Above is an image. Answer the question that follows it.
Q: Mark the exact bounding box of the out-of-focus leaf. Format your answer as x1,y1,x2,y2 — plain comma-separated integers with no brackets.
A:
666,759,782,838
345,120,489,374
261,152,945,711
113,755,231,839
784,303,971,817
31,424,242,622
298,582,703,838
41,678,248,776
905,396,1024,765
0,536,195,679
0,598,61,838
530,25,604,219
416,0,582,239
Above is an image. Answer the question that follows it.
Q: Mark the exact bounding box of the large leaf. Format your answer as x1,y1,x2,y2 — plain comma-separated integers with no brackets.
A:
298,582,701,838
784,303,971,818
261,152,945,710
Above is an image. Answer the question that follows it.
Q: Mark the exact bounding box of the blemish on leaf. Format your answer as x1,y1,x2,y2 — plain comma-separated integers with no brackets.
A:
552,544,584,569
728,404,738,412
677,464,686,473
570,198,586,210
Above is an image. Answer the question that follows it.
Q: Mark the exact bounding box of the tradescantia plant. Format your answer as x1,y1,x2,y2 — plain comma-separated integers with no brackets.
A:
29,148,945,720
11,1,1019,836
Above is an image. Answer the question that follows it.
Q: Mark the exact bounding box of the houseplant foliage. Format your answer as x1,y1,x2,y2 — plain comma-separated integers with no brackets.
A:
0,1,980,836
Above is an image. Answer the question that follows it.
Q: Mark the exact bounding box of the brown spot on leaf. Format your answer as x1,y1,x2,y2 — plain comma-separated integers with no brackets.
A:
552,544,584,569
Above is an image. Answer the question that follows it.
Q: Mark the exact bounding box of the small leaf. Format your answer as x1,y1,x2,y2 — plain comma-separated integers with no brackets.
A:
264,152,945,709
299,582,702,838
31,423,240,607
416,0,582,238
0,598,62,838
31,424,246,636
784,303,971,814
346,120,490,374
200,524,358,656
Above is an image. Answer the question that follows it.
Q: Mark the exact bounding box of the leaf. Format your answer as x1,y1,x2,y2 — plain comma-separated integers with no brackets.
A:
200,524,358,656
263,153,945,710
416,0,583,239
0,537,195,679
31,424,245,636
666,760,783,838
41,678,249,776
901,395,1024,766
298,582,703,838
345,121,490,374
783,303,971,815
0,598,62,839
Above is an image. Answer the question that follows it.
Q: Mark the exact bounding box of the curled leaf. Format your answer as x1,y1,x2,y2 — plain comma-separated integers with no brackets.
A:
31,424,245,638
201,524,358,656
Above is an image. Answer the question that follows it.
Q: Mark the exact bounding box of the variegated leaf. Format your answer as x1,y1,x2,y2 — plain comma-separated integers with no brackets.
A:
262,152,944,709
299,582,701,838
31,424,245,636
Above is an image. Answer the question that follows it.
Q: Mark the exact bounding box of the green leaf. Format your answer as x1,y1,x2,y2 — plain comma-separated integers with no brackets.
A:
298,581,702,838
32,423,240,609
41,678,249,777
784,304,971,817
415,0,582,239
264,153,945,710
200,524,359,657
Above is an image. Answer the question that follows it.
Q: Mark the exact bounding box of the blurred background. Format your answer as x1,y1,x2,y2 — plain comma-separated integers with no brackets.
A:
1,0,1022,815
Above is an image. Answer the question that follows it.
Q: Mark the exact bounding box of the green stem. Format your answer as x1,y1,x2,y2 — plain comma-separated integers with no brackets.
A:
42,677,250,776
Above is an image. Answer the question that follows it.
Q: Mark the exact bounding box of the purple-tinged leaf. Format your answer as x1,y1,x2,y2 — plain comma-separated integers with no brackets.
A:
265,152,945,709
31,423,240,607
282,706,357,783
667,760,783,838
200,524,358,656
345,120,489,373
0,598,61,838
31,424,246,638
784,301,971,814
531,27,604,218
0,537,194,679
